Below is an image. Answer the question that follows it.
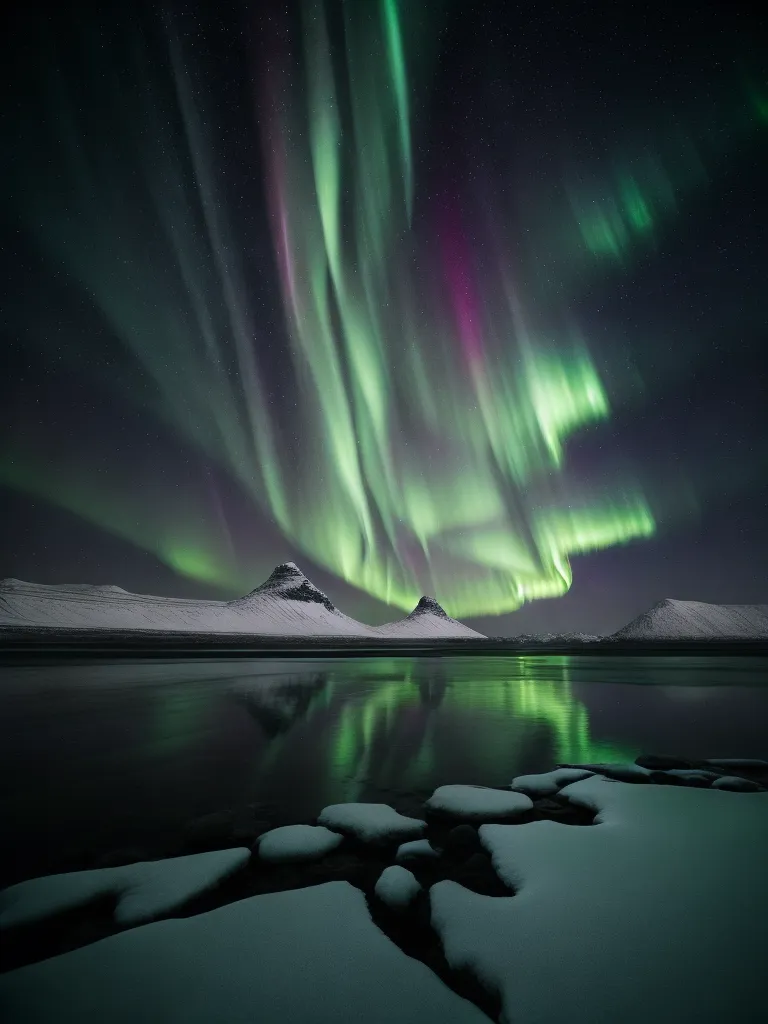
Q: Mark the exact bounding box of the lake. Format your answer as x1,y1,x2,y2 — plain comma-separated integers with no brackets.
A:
1,654,767,887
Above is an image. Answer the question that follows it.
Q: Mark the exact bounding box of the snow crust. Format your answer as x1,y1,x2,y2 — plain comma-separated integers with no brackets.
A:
396,839,440,862
374,866,421,910
0,849,250,929
317,803,426,843
614,598,768,640
257,825,343,863
431,777,768,1023
425,785,533,819
0,881,488,1024
0,567,487,638
510,768,594,797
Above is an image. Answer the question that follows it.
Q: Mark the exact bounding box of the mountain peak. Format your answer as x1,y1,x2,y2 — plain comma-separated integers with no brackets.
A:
410,595,450,619
238,562,337,612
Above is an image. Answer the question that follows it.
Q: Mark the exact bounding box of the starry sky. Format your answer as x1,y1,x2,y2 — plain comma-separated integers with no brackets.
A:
1,0,767,636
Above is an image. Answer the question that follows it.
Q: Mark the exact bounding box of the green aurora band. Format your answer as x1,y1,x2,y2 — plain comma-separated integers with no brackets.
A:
5,2,761,617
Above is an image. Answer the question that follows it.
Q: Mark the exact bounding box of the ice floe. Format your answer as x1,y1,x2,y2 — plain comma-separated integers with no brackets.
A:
257,825,343,863
317,803,426,843
375,866,422,910
430,776,768,1023
0,881,488,1024
0,848,250,929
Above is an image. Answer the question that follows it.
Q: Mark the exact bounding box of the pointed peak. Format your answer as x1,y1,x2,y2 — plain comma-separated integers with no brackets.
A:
233,562,337,612
263,562,306,584
410,595,451,619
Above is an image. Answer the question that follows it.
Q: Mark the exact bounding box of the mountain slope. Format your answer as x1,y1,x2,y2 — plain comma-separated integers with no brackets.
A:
0,564,374,637
0,566,487,639
375,596,486,639
613,599,768,640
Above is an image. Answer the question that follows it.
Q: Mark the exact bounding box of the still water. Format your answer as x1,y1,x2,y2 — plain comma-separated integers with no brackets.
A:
1,655,767,886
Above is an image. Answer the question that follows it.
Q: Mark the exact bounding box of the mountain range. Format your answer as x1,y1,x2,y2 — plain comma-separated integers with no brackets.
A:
0,563,484,639
1,568,767,641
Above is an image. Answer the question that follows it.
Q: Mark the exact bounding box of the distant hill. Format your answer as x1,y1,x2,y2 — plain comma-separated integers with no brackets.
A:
613,599,768,641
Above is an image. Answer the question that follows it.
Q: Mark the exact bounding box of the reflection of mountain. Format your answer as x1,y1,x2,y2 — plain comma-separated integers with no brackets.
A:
412,662,450,710
232,674,328,737
325,657,634,794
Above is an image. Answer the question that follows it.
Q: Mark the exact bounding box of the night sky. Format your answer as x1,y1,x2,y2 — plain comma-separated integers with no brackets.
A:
1,0,767,636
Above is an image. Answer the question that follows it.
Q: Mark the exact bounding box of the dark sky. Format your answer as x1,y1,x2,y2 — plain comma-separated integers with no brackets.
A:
1,0,767,635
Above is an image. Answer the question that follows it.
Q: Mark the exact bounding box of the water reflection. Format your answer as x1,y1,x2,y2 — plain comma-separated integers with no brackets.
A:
233,674,328,737
240,657,636,800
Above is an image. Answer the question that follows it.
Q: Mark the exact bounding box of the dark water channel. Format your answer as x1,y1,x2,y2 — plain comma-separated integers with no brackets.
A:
1,654,767,887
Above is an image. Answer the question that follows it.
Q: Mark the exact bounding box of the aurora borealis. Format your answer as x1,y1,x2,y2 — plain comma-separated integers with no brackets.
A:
1,0,767,633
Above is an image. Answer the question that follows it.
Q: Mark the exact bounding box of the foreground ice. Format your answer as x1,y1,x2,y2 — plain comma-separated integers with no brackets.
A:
431,777,768,1023
0,849,250,929
317,803,426,843
0,882,487,1024
375,866,421,910
510,767,594,796
425,785,533,819
257,825,343,863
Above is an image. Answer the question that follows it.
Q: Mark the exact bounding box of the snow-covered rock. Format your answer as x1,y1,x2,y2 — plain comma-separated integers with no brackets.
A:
558,762,653,782
375,596,485,639
375,866,421,910
613,598,768,640
425,785,533,820
317,803,427,843
705,757,768,769
0,849,250,929
430,776,768,1024
396,839,440,862
510,768,594,797
257,825,343,863
711,775,764,792
0,882,488,1024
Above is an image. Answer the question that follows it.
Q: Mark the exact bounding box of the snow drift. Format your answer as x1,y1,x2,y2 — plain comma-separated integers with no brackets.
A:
613,598,768,640
0,564,486,639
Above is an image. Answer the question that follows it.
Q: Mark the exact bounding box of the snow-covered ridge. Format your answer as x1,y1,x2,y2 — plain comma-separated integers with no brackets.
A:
613,598,768,640
0,567,486,639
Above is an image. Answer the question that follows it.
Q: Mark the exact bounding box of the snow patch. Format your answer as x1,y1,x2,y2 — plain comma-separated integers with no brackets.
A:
396,839,440,862
0,849,250,929
317,803,427,843
375,866,421,910
257,825,343,863
425,785,533,820
510,768,594,797
0,882,488,1024
431,777,768,1024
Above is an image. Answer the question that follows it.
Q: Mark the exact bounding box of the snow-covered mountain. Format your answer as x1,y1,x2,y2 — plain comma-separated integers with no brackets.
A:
0,565,487,639
375,596,485,639
0,564,369,636
613,599,768,641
